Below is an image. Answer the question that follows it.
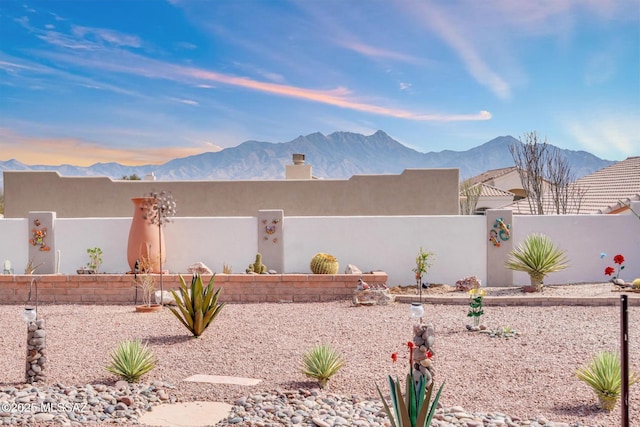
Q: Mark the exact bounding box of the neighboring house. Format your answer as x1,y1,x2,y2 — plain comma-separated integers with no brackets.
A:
465,166,526,199
460,167,521,214
460,183,515,214
507,156,640,215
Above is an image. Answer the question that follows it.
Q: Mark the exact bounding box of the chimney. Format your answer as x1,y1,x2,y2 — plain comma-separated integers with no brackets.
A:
292,153,305,165
286,153,312,179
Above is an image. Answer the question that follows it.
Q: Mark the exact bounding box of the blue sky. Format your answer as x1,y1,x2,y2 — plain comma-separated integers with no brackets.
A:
0,0,638,166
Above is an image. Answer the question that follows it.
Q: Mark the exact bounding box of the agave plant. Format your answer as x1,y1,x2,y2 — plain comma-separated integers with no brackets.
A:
105,339,156,383
576,351,639,411
301,344,345,388
168,273,225,337
505,233,568,292
377,375,444,427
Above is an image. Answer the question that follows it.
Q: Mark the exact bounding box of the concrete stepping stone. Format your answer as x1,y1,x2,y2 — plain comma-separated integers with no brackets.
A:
139,401,232,426
183,374,261,386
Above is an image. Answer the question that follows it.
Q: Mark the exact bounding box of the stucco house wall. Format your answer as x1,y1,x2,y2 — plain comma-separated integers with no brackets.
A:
3,169,460,218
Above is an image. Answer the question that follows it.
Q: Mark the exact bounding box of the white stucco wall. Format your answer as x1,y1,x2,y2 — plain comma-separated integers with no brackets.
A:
1,204,639,286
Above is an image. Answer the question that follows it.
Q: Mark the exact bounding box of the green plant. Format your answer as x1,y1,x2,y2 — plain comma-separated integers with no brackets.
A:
412,247,434,284
376,342,444,427
105,339,156,383
168,273,226,337
466,288,485,329
576,351,639,411
246,253,267,274
86,247,103,272
633,278,640,289
310,253,339,274
301,344,345,388
505,233,568,292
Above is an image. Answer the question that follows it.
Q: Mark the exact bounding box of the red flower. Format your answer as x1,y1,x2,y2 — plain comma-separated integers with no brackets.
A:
605,266,615,276
426,350,433,359
614,254,625,265
407,341,415,349
391,352,398,363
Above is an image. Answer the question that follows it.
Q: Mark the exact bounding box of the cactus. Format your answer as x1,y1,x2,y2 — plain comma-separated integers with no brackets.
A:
246,253,267,274
310,253,339,274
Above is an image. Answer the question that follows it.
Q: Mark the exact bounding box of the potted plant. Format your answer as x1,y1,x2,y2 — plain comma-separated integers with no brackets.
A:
86,247,103,273
505,233,568,292
134,273,161,313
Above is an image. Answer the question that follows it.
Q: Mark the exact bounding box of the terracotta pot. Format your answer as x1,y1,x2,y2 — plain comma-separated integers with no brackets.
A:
135,304,162,313
127,197,166,273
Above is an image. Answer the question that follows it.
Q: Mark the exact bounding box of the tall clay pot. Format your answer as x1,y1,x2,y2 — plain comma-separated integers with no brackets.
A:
127,197,165,273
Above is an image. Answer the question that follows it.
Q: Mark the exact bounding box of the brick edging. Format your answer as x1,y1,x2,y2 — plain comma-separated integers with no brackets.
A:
393,294,640,307
0,273,388,304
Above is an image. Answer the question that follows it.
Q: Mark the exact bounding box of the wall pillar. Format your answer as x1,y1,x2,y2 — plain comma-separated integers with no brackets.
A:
27,212,56,274
257,210,284,273
486,209,513,286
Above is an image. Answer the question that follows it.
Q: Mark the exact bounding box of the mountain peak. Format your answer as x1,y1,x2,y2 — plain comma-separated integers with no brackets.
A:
0,132,612,188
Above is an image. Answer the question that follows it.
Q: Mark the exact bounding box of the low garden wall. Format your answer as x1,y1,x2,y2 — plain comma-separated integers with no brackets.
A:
0,272,388,304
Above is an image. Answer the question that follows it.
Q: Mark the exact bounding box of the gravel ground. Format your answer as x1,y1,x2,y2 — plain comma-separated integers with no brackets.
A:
0,284,638,426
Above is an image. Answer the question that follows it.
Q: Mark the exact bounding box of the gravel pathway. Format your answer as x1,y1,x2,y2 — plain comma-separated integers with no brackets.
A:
0,287,637,426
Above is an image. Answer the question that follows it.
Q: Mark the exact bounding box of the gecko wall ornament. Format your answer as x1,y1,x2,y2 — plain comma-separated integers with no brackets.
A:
489,217,511,247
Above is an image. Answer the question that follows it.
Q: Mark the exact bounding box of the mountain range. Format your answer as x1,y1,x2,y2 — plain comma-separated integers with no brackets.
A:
0,131,613,189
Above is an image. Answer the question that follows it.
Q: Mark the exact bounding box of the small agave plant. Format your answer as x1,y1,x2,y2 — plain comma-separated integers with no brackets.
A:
576,351,639,411
301,344,345,389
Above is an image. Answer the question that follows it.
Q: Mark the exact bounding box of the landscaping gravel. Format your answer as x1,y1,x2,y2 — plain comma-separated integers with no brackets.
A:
0,286,638,426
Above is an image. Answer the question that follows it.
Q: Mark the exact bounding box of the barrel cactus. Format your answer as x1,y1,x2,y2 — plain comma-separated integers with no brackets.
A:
310,253,339,274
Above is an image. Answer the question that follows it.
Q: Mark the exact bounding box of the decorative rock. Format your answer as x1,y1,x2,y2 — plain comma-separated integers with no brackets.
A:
352,289,394,306
455,275,481,292
118,396,134,406
114,381,129,391
344,264,362,274
187,261,212,275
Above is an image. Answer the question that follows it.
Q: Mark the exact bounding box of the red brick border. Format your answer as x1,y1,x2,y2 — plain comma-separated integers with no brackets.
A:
0,273,388,305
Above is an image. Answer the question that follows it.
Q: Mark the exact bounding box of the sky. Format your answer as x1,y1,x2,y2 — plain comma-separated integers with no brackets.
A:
0,0,638,167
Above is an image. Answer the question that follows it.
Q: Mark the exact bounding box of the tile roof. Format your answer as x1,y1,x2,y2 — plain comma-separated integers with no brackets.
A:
466,166,517,186
507,156,640,214
477,183,515,198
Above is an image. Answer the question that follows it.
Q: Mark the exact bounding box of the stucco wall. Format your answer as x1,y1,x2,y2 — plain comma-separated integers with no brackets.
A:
3,169,460,218
1,202,638,287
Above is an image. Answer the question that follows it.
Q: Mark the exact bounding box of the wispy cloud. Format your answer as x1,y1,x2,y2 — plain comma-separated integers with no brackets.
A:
72,26,142,48
0,128,218,166
336,40,423,64
38,46,491,122
565,112,640,159
412,2,511,99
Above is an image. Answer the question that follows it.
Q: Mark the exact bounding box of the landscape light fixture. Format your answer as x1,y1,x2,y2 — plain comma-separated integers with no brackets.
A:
22,278,38,322
410,302,424,322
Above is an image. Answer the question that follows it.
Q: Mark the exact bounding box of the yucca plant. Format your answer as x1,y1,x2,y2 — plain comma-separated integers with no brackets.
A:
168,273,225,337
576,351,639,411
505,233,568,292
301,344,345,388
105,339,156,383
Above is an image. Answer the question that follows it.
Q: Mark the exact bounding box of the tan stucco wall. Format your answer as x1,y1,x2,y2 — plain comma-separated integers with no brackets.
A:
4,169,460,218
